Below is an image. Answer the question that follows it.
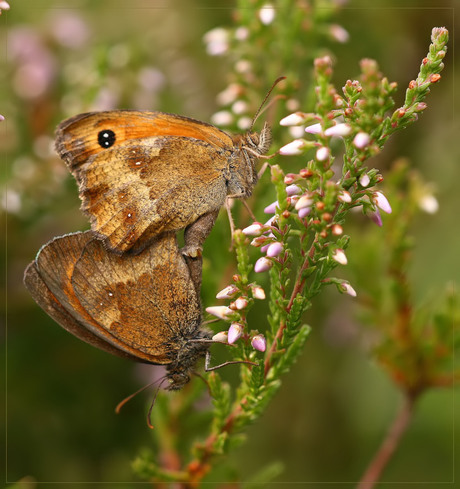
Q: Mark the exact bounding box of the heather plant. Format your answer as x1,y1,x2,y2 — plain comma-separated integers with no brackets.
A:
131,6,455,488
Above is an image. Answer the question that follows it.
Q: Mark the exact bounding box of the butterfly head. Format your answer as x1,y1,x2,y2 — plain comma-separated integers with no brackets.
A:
165,331,211,390
228,123,271,198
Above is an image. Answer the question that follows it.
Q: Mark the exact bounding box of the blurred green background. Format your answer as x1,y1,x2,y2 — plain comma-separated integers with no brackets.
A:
2,0,458,486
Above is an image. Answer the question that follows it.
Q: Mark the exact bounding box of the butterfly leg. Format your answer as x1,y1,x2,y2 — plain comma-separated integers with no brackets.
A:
183,254,203,299
204,350,258,371
181,209,219,258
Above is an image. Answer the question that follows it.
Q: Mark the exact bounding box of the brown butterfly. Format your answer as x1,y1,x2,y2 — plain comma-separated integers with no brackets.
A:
24,230,210,390
54,78,285,256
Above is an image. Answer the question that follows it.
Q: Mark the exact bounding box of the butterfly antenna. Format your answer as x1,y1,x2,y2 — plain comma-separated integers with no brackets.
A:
115,376,165,415
250,76,286,131
147,377,169,429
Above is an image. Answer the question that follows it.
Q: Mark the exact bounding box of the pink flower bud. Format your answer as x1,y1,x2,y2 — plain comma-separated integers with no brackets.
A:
338,190,352,203
251,236,268,247
332,249,347,265
284,173,298,185
251,285,266,300
415,102,427,112
353,132,370,149
368,208,383,227
373,191,392,214
233,297,248,310
418,194,439,214
280,112,309,126
264,215,276,226
259,4,275,25
298,207,311,218
254,257,273,273
242,222,265,236
264,201,278,214
329,24,349,43
279,139,308,155
304,123,322,134
211,111,233,126
266,242,283,257
212,331,228,343
359,173,370,187
216,285,239,299
295,193,314,210
324,123,352,137
0,114,5,121
341,282,357,297
228,322,243,344
286,184,302,196
206,306,232,320
251,334,267,352
316,146,330,161
260,243,270,253
332,224,343,235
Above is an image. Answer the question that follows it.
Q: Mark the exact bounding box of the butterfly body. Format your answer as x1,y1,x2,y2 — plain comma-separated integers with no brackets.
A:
24,231,209,389
55,110,271,255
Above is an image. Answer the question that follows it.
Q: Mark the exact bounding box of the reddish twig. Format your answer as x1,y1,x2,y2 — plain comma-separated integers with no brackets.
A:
356,394,416,489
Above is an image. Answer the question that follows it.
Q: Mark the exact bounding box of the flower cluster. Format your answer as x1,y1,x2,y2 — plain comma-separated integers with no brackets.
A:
206,272,267,353
202,2,350,135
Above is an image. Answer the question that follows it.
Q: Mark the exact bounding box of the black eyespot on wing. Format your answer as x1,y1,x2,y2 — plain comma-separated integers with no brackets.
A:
98,129,116,148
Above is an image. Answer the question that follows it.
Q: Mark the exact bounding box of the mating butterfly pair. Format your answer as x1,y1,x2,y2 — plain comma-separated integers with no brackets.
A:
24,109,271,389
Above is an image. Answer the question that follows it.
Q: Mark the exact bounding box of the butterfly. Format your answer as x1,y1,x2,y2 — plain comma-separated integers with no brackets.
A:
24,230,210,390
54,110,272,256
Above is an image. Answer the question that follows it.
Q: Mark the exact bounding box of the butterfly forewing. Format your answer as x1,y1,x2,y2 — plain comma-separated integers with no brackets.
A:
55,110,265,254
77,136,227,253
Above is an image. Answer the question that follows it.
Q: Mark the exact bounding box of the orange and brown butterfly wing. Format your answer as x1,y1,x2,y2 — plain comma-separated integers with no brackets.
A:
55,111,233,253
70,231,202,361
23,232,143,362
